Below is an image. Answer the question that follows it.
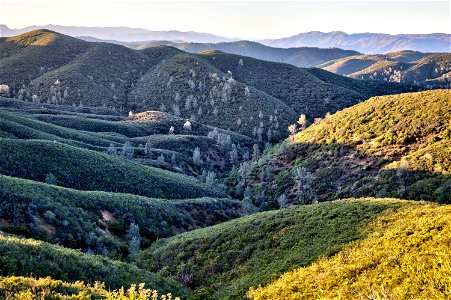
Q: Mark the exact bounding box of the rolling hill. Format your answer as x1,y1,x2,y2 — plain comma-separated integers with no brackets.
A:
139,199,436,299
248,202,451,300
228,90,450,208
1,30,419,140
321,51,451,88
0,174,244,257
0,139,223,199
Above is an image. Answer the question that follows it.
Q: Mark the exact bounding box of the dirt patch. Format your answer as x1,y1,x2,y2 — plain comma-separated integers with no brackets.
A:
33,215,56,238
101,210,116,222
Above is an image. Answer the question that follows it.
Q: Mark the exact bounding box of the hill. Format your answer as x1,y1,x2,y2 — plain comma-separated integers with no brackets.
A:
322,51,451,88
0,139,223,199
248,202,451,300
228,90,450,208
139,199,425,299
173,41,360,68
260,31,451,53
0,174,244,258
0,232,188,296
1,30,418,140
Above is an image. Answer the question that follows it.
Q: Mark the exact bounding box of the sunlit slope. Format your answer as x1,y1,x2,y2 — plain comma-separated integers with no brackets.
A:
139,199,413,299
249,202,451,300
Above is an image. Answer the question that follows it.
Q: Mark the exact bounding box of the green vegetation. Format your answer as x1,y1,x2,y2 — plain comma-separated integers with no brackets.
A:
0,139,223,199
0,232,188,296
248,202,451,300
0,276,180,300
240,90,450,208
139,199,412,299
1,30,420,140
200,51,416,122
0,174,243,257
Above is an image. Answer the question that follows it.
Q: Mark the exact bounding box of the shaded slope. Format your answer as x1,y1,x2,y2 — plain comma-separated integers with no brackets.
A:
199,51,416,120
241,90,450,208
0,174,243,257
249,202,451,300
129,52,297,140
0,139,223,199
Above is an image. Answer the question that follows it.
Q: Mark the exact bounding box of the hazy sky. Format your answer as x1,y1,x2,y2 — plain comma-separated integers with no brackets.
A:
1,0,449,39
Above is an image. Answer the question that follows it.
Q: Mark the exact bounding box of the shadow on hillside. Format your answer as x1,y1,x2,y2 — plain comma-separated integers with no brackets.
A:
250,141,450,208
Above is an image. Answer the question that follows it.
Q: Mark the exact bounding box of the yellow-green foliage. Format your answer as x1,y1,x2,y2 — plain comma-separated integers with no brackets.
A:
0,276,180,300
248,203,451,300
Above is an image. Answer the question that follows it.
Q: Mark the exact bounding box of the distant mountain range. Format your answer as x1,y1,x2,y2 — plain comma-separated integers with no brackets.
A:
105,40,361,68
1,25,449,53
260,31,451,54
0,24,235,43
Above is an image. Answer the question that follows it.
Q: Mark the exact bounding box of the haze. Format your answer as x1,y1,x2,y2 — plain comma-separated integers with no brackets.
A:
1,0,450,39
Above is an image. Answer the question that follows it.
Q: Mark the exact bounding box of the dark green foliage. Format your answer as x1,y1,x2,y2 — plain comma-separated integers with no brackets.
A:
0,174,243,257
0,139,223,199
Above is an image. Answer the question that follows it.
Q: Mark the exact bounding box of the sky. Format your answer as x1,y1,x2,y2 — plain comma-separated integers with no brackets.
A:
1,0,449,39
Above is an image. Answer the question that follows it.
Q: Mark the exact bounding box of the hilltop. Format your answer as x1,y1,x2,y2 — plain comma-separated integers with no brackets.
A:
0,30,419,140
228,90,450,208
321,51,451,88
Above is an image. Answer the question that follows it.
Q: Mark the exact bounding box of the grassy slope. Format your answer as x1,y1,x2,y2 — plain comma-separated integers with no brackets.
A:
0,232,188,297
249,203,451,300
0,139,223,199
243,90,450,207
0,174,243,256
139,199,413,299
